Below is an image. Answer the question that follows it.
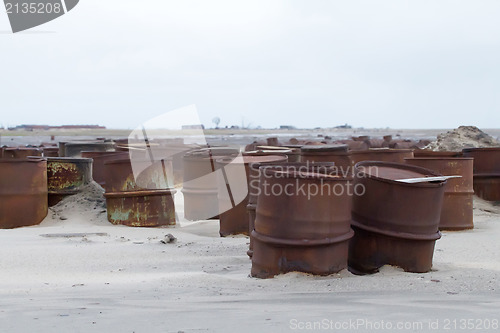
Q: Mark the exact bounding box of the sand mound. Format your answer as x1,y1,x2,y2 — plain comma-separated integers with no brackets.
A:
425,126,500,152
49,181,107,223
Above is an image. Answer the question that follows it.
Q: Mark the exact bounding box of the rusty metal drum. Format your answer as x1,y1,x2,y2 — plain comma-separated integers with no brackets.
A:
42,147,59,157
2,148,42,159
46,157,93,206
103,158,173,193
350,148,414,166
181,148,240,221
462,147,500,201
216,155,288,237
300,145,351,174
251,165,354,278
405,157,474,230
0,158,48,228
104,189,176,227
81,151,129,188
349,161,446,274
247,161,333,258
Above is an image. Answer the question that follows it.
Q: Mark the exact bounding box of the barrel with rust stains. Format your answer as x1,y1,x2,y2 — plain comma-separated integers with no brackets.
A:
81,151,129,188
46,157,93,206
405,157,474,230
251,166,354,278
350,148,414,166
181,148,240,221
300,145,351,174
349,161,446,274
247,161,334,258
462,147,500,201
3,148,42,159
216,155,288,237
0,158,48,228
104,189,176,227
103,158,173,193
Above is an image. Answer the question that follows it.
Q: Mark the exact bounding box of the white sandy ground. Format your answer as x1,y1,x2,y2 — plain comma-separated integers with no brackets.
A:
1,188,500,333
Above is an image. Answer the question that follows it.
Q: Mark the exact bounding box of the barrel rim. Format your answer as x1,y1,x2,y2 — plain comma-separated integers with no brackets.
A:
46,157,93,163
216,154,288,165
104,189,177,198
300,144,349,153
0,157,46,163
355,161,446,187
351,148,414,154
404,157,474,161
462,147,500,153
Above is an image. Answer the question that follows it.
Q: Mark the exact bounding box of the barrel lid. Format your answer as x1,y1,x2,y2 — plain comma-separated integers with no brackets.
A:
355,161,444,186
300,144,348,152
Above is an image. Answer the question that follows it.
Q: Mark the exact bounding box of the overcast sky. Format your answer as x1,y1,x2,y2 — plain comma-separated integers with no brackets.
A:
1,0,499,129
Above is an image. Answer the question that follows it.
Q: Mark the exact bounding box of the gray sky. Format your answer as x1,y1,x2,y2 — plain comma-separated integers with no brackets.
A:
1,0,499,129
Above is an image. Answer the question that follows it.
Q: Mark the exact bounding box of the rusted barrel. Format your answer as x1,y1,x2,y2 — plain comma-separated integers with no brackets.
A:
181,148,240,220
0,158,48,228
103,158,173,193
247,161,334,258
300,145,351,175
42,147,59,157
104,189,176,227
3,148,42,159
405,157,474,230
81,151,129,188
46,157,93,206
349,161,446,274
216,155,288,237
251,165,354,278
350,148,414,166
462,147,500,201
63,141,114,157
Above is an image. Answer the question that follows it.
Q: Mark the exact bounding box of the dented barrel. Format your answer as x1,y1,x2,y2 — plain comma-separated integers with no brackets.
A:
247,161,334,258
105,189,176,227
0,158,48,228
251,165,354,278
405,157,474,230
349,161,445,274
